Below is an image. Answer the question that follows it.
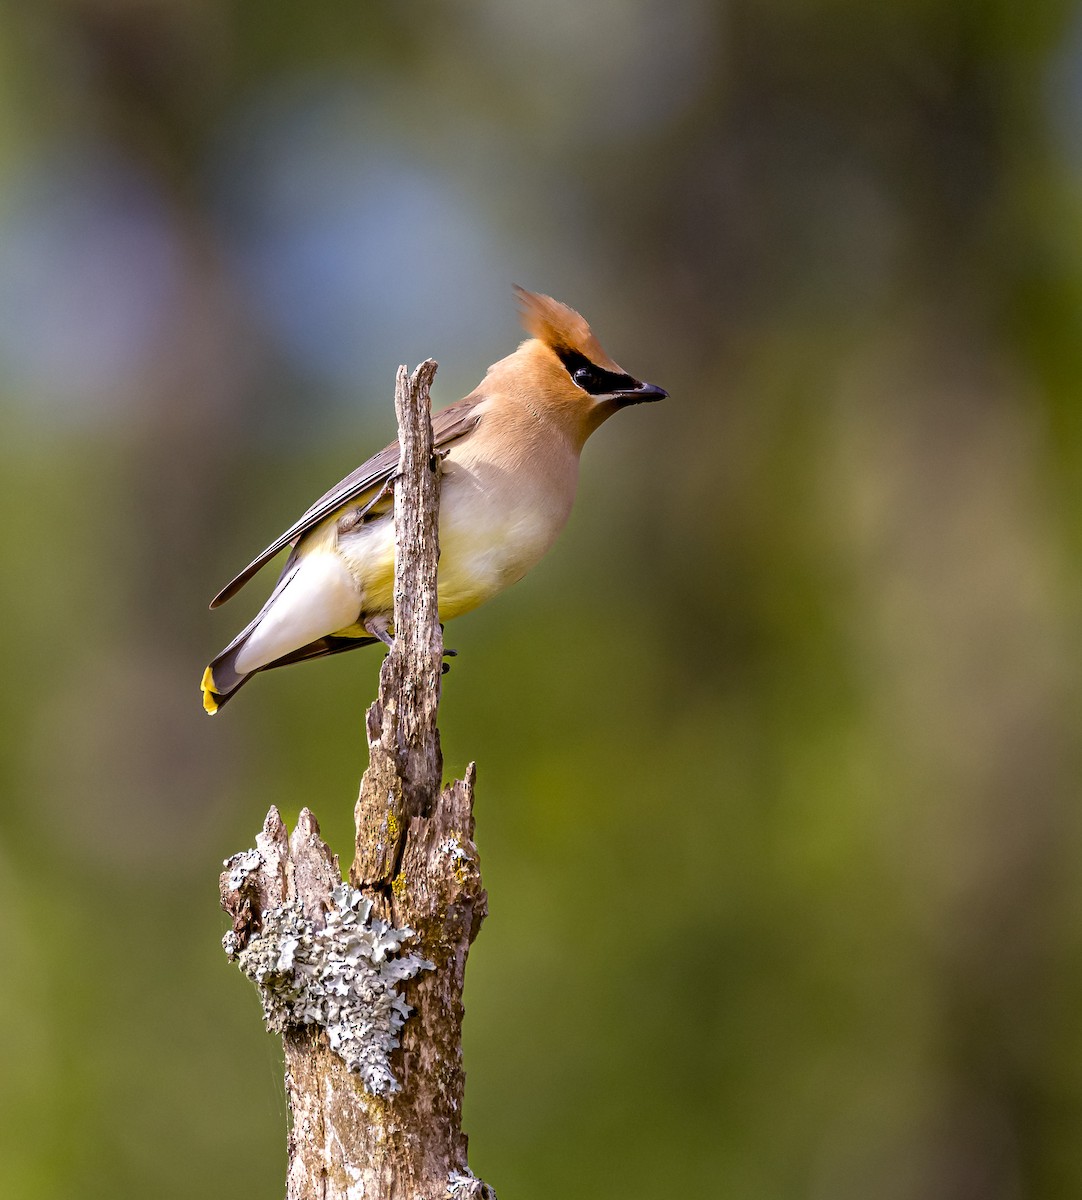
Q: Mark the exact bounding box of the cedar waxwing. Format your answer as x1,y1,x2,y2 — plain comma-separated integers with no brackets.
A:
201,288,667,713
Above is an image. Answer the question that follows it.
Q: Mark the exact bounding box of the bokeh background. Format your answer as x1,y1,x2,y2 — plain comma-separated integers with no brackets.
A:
2,1,1082,1197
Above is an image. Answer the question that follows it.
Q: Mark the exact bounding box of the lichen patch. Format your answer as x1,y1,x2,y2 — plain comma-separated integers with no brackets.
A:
225,882,434,1094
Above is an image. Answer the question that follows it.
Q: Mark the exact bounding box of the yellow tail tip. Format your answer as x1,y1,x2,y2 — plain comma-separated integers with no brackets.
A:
201,666,220,715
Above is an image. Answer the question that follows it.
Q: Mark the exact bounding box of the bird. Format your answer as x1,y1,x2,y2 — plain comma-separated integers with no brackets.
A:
201,287,667,713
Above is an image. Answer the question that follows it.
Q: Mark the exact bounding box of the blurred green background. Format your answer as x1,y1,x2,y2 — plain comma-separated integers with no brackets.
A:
2,1,1082,1196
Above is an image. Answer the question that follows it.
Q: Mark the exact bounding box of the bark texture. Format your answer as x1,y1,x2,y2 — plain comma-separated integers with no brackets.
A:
220,361,493,1200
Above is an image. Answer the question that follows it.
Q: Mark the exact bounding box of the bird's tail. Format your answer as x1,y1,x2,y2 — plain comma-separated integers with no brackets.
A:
201,633,379,714
200,643,248,714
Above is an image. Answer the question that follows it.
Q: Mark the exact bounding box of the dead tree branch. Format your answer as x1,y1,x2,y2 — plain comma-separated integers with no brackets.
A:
220,361,494,1200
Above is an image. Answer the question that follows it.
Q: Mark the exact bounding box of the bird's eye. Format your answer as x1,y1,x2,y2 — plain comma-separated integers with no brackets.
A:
559,348,634,396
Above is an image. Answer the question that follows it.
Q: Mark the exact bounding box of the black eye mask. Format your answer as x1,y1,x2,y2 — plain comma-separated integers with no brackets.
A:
555,348,638,396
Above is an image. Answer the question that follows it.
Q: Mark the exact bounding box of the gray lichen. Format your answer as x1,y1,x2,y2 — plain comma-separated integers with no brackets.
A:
224,848,263,891
224,879,434,1094
438,837,470,863
447,1169,493,1198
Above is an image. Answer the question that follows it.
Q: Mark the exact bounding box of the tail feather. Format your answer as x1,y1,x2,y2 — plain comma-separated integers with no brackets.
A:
200,644,249,714
201,634,379,714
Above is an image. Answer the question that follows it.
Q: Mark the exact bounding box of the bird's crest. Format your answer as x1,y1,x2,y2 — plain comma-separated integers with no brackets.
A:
514,286,623,372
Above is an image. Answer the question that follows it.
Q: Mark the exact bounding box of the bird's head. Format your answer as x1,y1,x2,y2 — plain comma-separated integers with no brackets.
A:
506,286,667,443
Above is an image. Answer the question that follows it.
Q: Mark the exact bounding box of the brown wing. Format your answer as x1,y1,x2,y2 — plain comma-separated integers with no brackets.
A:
209,395,483,608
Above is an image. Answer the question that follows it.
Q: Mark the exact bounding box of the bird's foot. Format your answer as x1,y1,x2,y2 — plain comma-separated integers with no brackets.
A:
363,616,395,648
364,617,457,671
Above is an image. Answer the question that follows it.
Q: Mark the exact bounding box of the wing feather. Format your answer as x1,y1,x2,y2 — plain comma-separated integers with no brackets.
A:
210,395,482,608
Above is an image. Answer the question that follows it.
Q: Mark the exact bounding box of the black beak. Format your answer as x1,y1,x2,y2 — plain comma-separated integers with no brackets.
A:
615,380,668,405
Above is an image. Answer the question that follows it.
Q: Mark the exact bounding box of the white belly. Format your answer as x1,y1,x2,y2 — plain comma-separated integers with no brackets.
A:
234,547,363,673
